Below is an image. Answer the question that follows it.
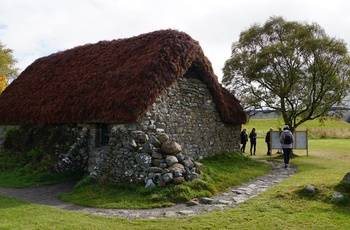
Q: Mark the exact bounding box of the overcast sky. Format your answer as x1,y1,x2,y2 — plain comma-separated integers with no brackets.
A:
1,0,350,82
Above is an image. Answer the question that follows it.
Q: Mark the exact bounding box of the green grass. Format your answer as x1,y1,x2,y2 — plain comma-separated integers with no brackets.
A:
1,117,349,229
1,138,350,229
199,151,271,191
0,148,271,209
0,150,84,188
0,170,82,188
59,152,271,209
244,117,350,139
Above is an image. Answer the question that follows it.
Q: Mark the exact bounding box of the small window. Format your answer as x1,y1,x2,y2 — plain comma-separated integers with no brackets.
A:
100,123,110,146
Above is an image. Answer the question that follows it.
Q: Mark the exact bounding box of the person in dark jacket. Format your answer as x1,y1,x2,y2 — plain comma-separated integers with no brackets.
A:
249,128,257,155
265,127,273,155
279,125,294,168
240,128,248,153
276,127,283,154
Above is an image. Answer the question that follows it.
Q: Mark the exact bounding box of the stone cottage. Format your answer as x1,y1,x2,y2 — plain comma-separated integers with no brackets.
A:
0,29,246,185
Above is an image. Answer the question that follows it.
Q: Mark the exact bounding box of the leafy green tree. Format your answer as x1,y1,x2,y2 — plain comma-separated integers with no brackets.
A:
223,16,350,131
0,41,19,93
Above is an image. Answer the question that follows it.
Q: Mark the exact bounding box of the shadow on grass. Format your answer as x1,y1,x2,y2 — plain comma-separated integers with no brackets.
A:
331,183,350,207
295,182,350,210
0,196,29,209
297,186,320,200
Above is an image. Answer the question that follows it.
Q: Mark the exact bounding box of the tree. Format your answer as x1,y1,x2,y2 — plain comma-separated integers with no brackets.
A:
222,16,350,131
0,41,19,93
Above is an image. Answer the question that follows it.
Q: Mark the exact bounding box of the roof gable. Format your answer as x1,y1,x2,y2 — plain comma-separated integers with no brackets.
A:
0,29,246,125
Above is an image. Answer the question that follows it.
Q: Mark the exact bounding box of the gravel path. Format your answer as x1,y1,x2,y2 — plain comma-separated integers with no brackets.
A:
0,160,296,219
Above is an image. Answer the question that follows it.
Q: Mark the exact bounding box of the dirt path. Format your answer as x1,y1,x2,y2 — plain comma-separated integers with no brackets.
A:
0,160,296,219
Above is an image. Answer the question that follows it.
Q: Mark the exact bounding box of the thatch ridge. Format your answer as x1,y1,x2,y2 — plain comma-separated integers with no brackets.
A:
0,29,246,125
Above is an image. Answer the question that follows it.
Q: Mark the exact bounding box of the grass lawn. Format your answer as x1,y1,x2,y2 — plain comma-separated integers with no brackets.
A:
59,152,272,209
243,117,350,139
0,117,349,229
0,138,349,229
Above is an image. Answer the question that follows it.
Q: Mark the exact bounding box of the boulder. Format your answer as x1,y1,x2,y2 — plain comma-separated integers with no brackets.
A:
145,179,156,188
169,163,185,171
165,155,178,166
187,198,200,206
175,153,185,162
131,131,149,143
162,173,174,183
157,133,169,144
173,176,185,185
200,197,215,204
141,142,156,154
148,135,161,147
151,151,163,159
161,140,182,155
135,153,152,166
173,169,183,177
341,172,350,185
152,159,163,167
182,158,194,168
332,192,344,200
305,184,316,193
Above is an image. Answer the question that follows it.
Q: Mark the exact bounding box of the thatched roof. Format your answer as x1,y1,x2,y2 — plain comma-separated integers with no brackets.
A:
0,29,246,125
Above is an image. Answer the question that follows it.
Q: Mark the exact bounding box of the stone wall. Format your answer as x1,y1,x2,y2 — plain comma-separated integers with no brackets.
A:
0,74,242,185
87,74,242,184
143,74,241,159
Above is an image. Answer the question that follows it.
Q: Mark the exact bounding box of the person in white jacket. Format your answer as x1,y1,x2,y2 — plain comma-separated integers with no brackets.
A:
279,125,294,168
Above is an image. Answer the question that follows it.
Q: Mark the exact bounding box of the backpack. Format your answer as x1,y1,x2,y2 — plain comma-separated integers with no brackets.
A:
284,134,292,144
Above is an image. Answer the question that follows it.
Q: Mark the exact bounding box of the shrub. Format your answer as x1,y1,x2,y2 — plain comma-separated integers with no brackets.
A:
2,125,80,172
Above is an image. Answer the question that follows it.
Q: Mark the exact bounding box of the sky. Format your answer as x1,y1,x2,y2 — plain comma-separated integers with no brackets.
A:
1,0,350,82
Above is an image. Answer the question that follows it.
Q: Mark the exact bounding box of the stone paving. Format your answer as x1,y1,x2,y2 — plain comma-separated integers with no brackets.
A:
0,160,296,219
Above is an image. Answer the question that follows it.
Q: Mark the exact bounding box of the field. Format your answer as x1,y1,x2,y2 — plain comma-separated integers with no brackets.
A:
0,118,349,229
244,117,350,139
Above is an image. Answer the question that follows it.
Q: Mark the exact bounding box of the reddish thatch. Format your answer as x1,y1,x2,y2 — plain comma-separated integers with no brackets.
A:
0,29,246,125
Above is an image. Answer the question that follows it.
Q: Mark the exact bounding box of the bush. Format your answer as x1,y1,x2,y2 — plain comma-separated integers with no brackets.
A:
2,125,80,172
3,127,26,154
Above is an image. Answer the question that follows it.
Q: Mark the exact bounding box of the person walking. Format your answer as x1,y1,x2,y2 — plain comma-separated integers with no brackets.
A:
240,128,248,153
279,125,294,168
276,127,283,154
249,128,257,155
265,127,273,155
